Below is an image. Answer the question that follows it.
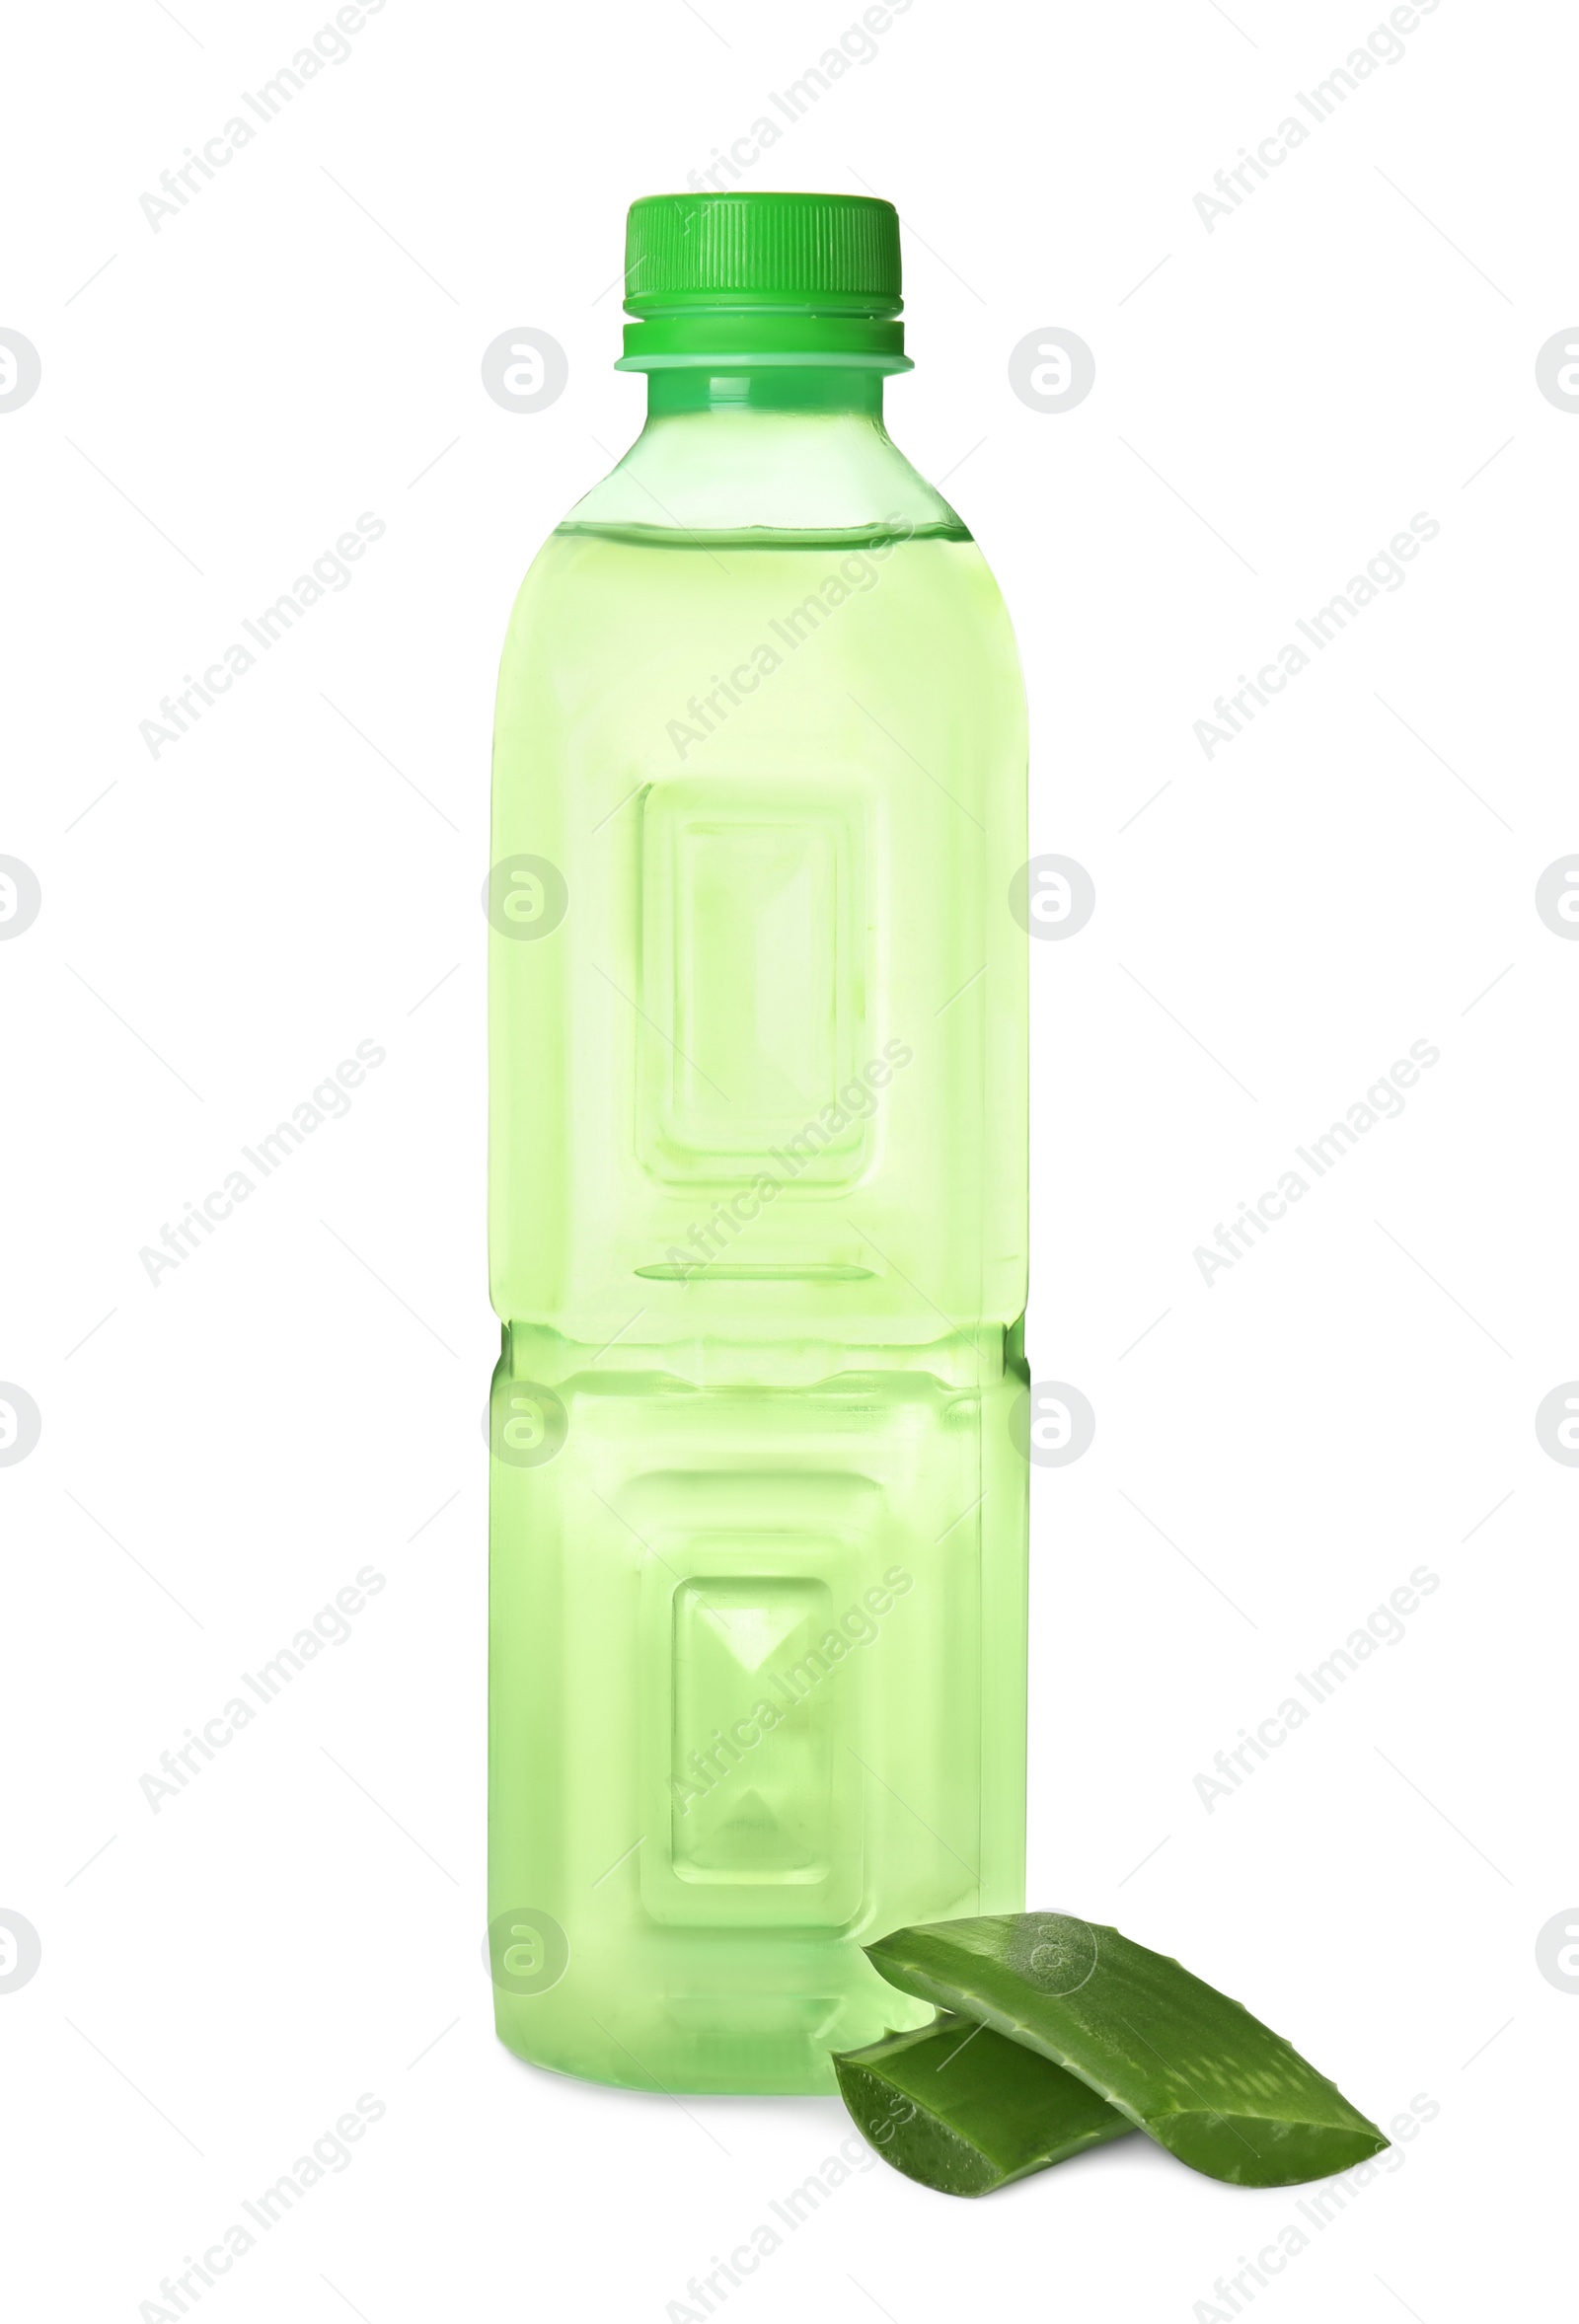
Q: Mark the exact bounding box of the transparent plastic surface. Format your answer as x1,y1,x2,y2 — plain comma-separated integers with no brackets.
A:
489,400,1029,2093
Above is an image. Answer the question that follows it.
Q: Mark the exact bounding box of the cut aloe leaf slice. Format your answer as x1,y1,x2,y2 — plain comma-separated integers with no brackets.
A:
865,1914,1388,2188
834,2012,1135,2197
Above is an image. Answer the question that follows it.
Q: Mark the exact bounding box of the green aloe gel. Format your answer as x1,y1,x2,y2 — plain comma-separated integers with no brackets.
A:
487,192,1029,2094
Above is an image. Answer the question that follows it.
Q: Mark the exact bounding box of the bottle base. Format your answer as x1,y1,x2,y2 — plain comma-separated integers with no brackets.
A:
491,1986,933,2097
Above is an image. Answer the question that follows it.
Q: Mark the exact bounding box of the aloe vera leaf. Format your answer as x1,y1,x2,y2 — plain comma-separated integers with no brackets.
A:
864,1914,1388,2188
833,2012,1135,2197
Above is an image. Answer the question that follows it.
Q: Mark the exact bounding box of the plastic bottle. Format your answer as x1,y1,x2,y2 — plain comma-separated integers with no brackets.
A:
488,191,1028,2095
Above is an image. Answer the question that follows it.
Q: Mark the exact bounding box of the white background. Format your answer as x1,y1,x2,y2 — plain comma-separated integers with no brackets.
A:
2,1,1572,2318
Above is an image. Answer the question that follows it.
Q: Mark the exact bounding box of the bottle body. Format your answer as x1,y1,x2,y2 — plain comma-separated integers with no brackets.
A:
489,412,1028,2092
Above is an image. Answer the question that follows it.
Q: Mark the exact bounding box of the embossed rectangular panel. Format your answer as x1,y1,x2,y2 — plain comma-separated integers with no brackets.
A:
671,1575,835,1882
636,1501,868,1930
638,778,868,1186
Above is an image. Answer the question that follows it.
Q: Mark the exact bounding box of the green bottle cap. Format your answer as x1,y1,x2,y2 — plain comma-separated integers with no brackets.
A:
616,191,911,373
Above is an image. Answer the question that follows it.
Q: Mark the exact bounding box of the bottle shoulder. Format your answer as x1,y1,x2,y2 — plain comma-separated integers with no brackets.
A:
561,410,963,539
498,412,1022,705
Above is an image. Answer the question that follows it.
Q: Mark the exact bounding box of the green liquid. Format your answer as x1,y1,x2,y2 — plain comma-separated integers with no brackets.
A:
489,520,1028,2092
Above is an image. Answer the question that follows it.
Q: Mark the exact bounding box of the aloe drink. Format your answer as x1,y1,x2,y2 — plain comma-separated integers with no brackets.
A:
488,192,1029,2094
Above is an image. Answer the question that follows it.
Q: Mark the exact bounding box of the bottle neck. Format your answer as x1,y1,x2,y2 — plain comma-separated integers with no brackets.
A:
644,368,887,417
